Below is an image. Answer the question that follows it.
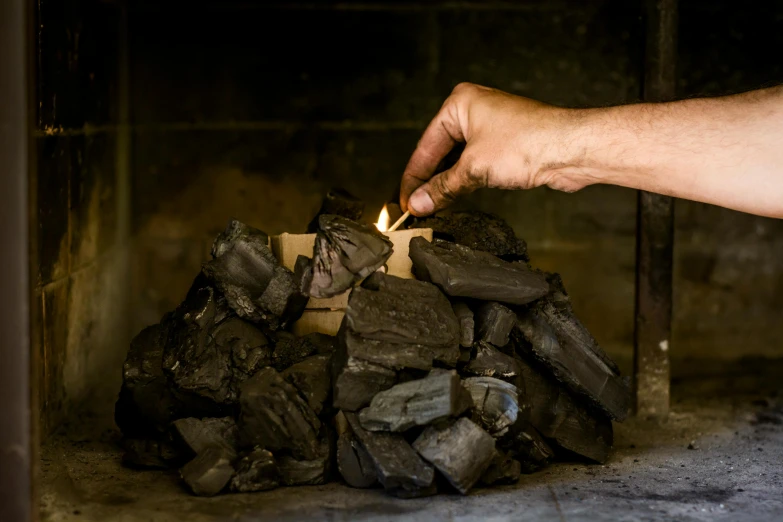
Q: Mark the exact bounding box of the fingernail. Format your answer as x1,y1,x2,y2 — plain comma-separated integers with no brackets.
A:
409,190,435,215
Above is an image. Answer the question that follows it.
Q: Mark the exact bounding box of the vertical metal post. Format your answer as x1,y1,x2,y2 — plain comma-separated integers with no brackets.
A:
0,0,32,519
635,0,677,419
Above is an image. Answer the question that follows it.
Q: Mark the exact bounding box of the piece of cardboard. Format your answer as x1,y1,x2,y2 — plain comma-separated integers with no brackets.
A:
292,310,345,336
271,228,433,311
271,228,433,335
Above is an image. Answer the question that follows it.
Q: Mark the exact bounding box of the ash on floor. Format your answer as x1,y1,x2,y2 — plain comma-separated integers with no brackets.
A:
39,364,783,522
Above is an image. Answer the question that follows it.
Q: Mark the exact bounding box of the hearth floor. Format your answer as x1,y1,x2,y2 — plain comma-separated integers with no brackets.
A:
40,365,783,522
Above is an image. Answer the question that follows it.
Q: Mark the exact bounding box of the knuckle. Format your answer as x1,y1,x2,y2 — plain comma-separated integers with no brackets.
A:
433,173,458,203
452,82,476,95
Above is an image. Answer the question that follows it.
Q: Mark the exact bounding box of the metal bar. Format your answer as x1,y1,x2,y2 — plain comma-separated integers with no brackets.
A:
0,0,32,518
634,0,677,419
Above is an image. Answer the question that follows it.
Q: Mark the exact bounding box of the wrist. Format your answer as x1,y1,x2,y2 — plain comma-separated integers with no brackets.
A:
533,107,604,192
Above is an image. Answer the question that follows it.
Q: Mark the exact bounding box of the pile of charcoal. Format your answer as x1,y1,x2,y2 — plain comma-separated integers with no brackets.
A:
115,194,630,498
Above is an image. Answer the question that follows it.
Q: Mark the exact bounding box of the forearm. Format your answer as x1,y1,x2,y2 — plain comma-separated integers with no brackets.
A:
550,87,783,218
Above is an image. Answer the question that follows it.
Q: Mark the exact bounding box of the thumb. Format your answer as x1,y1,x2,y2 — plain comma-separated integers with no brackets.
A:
407,158,486,216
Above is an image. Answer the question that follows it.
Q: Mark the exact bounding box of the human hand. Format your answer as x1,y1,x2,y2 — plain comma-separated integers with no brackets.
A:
400,82,589,216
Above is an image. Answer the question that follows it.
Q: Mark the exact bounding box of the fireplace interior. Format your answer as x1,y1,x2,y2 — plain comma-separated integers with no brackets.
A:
4,0,783,520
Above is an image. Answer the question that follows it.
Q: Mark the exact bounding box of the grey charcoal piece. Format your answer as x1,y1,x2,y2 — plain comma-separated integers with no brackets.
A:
331,335,398,412
475,302,516,347
161,281,274,407
480,450,522,486
305,332,338,354
306,188,365,233
336,430,377,488
115,319,181,437
294,254,314,295
277,436,333,486
538,272,621,376
203,219,306,330
451,301,474,348
334,411,377,488
216,317,272,382
464,341,523,386
180,447,235,497
501,422,554,474
351,272,460,351
517,356,613,463
345,413,435,496
229,447,279,493
281,354,332,415
211,219,269,258
172,417,239,458
161,285,236,406
271,332,318,371
515,308,630,421
308,215,393,298
408,237,548,305
410,210,528,260
413,418,497,495
358,370,468,432
341,327,459,372
121,438,182,470
238,367,321,459
462,377,523,438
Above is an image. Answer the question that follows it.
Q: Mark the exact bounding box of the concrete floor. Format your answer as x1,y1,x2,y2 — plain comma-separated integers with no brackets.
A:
40,364,783,522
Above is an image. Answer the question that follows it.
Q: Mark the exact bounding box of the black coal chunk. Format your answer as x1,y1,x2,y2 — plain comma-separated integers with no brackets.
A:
161,282,271,408
464,341,523,386
277,435,334,486
121,438,182,469
306,188,365,233
335,412,378,488
171,417,239,458
515,308,630,421
116,320,182,437
333,273,461,411
271,332,318,371
411,211,528,260
500,421,554,474
462,377,523,438
331,337,398,412
345,413,435,498
238,367,321,459
480,450,521,486
230,447,279,493
349,273,460,354
451,301,474,348
413,418,496,495
308,215,393,298
358,370,469,432
305,332,338,354
281,354,332,416
409,237,548,305
517,356,613,463
180,447,235,496
475,302,516,347
203,219,306,330
212,220,269,257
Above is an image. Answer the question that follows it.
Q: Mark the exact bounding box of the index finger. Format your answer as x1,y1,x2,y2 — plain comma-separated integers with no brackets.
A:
400,100,465,211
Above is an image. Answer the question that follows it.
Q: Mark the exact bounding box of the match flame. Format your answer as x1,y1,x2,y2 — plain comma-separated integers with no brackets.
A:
375,204,390,232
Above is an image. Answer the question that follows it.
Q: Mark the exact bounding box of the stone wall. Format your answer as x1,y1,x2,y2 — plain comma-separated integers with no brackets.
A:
33,0,783,435
32,0,131,436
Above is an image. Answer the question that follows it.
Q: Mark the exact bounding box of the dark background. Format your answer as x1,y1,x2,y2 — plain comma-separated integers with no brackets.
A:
31,0,783,435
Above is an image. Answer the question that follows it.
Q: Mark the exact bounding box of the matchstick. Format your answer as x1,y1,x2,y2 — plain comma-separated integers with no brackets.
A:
387,210,410,232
